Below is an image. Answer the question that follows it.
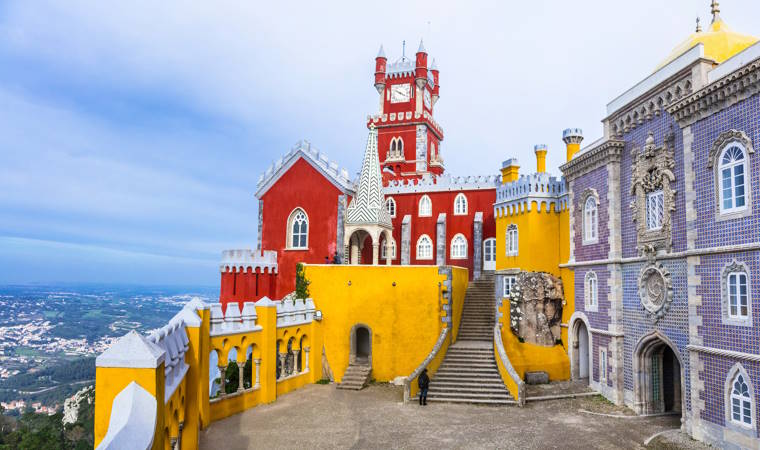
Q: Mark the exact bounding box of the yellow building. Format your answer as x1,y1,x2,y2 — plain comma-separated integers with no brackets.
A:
492,134,583,382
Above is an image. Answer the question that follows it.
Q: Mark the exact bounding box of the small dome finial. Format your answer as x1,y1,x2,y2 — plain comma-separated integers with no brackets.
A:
711,0,721,23
696,16,702,33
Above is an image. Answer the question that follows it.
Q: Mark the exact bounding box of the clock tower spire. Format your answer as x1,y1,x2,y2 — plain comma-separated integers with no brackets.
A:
367,41,444,182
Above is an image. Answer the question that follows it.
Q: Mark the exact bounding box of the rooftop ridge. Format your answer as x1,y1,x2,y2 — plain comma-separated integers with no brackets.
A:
384,173,501,194
256,140,354,198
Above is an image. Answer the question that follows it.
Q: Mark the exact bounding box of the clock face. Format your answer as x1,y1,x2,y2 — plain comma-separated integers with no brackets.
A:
390,83,411,103
423,89,432,109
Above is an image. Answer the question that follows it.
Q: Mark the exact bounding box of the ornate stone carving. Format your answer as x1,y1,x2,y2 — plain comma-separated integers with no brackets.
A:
509,272,565,347
707,129,754,168
577,188,599,212
560,140,624,180
630,132,676,254
638,261,673,322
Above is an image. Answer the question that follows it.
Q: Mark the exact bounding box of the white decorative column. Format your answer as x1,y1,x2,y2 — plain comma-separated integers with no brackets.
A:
303,347,310,372
294,349,301,373
254,359,261,389
218,365,227,395
372,243,379,265
237,363,245,392
278,354,286,378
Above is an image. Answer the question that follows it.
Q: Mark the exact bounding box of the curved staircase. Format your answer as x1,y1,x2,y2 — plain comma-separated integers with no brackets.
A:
426,273,515,405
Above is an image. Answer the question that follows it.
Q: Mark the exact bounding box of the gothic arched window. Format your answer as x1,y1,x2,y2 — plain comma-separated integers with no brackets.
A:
585,271,598,311
287,208,308,249
454,193,468,215
418,195,432,217
506,224,518,256
719,144,749,214
584,196,598,243
416,234,433,260
385,197,396,218
450,234,467,259
729,370,754,428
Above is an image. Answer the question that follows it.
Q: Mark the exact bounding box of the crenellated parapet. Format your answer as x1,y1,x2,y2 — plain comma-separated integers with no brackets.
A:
276,297,318,327
383,172,501,194
220,249,278,274
493,172,568,216
256,140,355,199
366,109,444,139
209,301,262,336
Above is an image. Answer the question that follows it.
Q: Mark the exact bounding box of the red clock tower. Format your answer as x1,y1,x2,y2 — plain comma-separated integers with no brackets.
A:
368,40,444,183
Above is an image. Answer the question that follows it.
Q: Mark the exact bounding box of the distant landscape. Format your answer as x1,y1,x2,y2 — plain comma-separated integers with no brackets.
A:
0,284,217,409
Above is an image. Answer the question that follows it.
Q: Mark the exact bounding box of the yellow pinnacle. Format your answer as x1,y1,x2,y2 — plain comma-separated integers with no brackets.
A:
711,0,720,23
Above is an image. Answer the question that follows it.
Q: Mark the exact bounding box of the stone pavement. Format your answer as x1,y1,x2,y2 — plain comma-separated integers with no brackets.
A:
200,384,694,449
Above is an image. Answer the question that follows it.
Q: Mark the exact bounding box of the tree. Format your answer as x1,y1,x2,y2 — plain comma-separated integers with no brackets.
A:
295,263,310,299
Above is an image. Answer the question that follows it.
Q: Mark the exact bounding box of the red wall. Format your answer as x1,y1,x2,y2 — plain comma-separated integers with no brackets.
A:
219,269,277,313
260,158,348,298
385,188,496,277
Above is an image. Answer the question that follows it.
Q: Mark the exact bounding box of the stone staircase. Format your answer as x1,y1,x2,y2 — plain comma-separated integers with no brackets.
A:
457,272,496,342
336,363,371,390
425,272,515,405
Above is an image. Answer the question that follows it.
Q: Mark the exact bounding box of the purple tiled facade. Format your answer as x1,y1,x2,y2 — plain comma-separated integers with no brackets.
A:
562,44,760,447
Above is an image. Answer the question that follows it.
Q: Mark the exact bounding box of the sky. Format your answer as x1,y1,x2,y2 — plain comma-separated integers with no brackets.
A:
1,0,759,286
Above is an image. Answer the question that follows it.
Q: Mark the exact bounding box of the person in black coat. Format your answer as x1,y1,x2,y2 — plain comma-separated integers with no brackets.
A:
418,368,430,405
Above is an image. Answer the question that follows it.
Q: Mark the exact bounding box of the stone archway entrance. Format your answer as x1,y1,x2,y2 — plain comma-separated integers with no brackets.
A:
572,320,590,382
634,332,683,416
350,324,372,366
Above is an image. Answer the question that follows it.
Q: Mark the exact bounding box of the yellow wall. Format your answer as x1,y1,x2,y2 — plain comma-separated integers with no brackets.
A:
496,203,562,275
94,366,165,449
498,301,569,381
304,265,466,384
449,267,468,343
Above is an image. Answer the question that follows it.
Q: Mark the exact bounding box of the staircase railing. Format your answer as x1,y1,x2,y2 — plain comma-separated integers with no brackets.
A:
403,327,450,402
494,323,525,406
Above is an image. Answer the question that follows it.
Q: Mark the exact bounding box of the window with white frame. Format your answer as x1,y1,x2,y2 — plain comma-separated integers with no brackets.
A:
450,234,467,259
388,137,404,160
585,271,598,309
600,348,608,383
722,261,752,326
416,234,433,260
506,224,518,256
646,190,664,230
719,145,748,214
584,196,598,242
503,276,517,298
730,372,754,427
454,193,468,215
381,239,396,259
287,208,308,249
728,271,749,320
385,197,396,218
418,195,432,217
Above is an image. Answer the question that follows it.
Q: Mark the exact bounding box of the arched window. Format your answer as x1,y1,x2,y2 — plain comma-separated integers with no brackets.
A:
381,239,396,259
418,195,432,217
450,234,467,259
385,197,396,218
729,371,754,427
416,234,433,260
722,261,752,326
584,196,598,243
396,138,403,157
454,193,468,215
506,224,518,256
287,208,308,249
585,271,598,310
719,144,748,214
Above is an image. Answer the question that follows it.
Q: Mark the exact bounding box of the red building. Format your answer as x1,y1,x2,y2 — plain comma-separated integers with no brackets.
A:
219,41,499,311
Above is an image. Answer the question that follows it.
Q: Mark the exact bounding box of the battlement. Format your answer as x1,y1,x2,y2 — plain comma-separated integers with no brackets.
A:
383,172,501,194
386,58,415,77
209,301,261,336
366,109,444,137
494,172,568,214
220,249,278,273
276,297,318,327
256,140,354,198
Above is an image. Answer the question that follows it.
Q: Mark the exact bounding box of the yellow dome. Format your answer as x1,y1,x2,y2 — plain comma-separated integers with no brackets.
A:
656,16,757,70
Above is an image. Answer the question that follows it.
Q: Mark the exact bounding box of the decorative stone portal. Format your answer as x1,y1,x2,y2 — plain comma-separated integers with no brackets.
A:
633,332,683,418
509,272,565,346
349,324,372,366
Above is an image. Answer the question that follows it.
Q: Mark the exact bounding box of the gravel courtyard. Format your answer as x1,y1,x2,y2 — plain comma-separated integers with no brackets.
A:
200,384,704,449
